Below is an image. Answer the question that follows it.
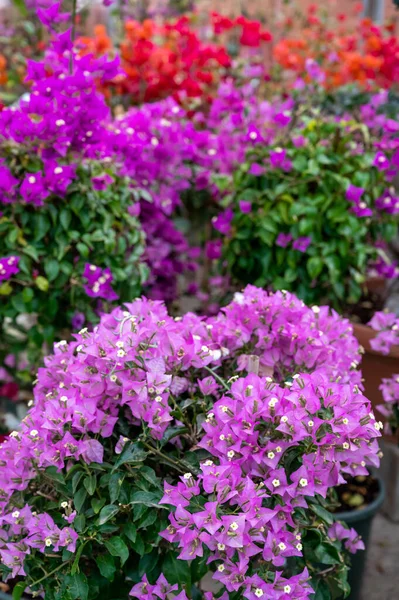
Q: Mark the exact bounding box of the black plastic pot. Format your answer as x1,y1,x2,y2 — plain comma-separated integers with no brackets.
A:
334,477,385,600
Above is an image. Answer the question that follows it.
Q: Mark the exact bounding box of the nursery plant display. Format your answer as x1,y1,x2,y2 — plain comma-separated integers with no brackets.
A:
365,312,399,522
0,31,149,385
0,286,381,599
212,95,399,311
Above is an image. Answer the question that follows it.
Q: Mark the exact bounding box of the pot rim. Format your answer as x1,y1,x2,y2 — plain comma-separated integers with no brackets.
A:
334,476,386,524
352,322,399,359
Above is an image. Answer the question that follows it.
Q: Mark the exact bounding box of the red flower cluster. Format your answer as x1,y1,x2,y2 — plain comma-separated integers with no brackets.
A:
273,5,399,89
211,12,273,46
78,16,232,105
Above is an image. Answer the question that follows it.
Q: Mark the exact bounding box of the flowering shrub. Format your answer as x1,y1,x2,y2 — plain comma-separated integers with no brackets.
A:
369,311,399,438
272,6,399,90
212,99,399,309
77,15,232,107
0,25,151,383
0,286,381,599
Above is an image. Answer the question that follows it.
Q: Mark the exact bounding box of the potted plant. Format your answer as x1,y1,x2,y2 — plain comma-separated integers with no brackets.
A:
363,311,399,521
0,17,152,388
213,103,399,310
204,94,399,419
331,474,385,600
0,286,381,599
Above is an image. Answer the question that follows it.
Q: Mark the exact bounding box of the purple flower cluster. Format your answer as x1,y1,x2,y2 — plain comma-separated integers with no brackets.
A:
369,311,399,355
0,256,20,282
368,311,399,437
328,522,365,554
83,263,118,301
0,286,380,595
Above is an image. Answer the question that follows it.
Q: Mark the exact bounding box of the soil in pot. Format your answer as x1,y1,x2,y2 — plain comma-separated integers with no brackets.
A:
331,475,385,600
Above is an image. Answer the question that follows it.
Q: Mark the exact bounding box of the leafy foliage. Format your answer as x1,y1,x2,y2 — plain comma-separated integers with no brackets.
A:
0,156,147,385
217,110,398,309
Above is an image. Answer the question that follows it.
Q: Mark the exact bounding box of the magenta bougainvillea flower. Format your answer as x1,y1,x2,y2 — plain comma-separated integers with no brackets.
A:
0,286,381,598
0,256,20,282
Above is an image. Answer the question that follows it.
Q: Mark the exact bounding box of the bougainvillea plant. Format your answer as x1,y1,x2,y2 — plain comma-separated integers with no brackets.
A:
77,15,232,108
0,21,149,384
272,4,399,90
0,286,381,599
212,95,399,310
369,311,399,440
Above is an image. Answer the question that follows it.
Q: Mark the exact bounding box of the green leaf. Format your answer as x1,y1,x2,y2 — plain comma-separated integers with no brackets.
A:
22,245,40,262
74,487,87,513
22,287,34,303
132,534,145,556
311,578,332,600
71,471,84,494
34,214,51,241
96,554,116,581
44,258,60,282
309,502,334,525
113,442,147,470
129,490,162,509
109,472,125,503
314,541,341,565
160,426,189,447
77,242,90,258
307,256,323,279
91,497,106,514
98,504,119,526
124,522,137,544
35,276,49,292
12,582,26,600
104,536,129,566
60,208,72,231
66,573,89,600
138,466,159,489
0,282,13,295
83,475,97,496
163,552,191,587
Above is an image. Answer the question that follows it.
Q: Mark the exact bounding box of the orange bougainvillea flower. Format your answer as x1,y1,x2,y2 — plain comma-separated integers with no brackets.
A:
0,54,7,86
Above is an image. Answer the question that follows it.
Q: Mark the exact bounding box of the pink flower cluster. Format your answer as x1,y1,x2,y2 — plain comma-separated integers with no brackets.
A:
369,311,399,436
0,286,380,595
369,311,399,355
83,263,118,301
0,256,20,282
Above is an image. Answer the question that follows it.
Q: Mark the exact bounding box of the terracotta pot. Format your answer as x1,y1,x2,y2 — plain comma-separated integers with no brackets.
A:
352,322,399,438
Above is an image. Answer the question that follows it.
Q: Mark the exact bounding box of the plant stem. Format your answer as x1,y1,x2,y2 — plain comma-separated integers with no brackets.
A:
30,561,69,589
70,0,78,74
142,441,199,475
204,365,230,391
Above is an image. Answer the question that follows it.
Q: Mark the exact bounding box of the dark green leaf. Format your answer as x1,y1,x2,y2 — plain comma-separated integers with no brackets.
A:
44,258,60,282
104,536,129,566
113,442,147,470
163,552,191,587
60,208,72,231
74,487,87,513
160,426,189,447
309,503,334,525
66,573,89,600
123,522,137,544
91,497,106,514
129,490,161,509
12,582,26,600
83,475,97,496
109,472,125,503
96,554,116,581
98,504,119,526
